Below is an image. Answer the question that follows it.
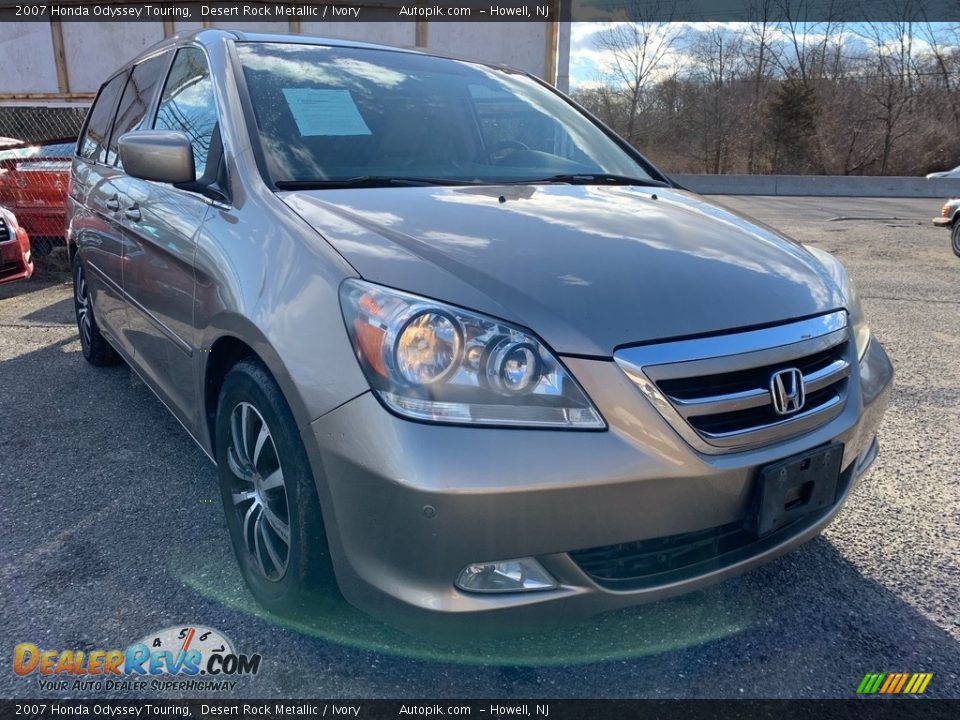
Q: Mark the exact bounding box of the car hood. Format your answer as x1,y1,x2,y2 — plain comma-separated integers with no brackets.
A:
282,185,844,356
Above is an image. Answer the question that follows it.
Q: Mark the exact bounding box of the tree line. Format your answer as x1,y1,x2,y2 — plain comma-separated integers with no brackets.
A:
571,7,960,176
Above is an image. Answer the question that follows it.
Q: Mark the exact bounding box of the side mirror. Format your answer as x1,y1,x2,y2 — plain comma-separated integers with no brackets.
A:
118,130,195,184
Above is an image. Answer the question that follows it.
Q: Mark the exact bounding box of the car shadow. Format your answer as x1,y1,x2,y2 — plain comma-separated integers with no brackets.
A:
0,289,956,700
20,295,74,324
170,528,960,698
0,277,68,302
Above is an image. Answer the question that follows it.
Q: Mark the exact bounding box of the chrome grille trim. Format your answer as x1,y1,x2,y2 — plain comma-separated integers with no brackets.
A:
802,358,851,393
614,311,851,455
672,385,771,416
698,393,843,447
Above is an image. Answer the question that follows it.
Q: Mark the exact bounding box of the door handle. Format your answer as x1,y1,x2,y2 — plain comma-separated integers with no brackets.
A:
105,196,120,211
124,205,142,222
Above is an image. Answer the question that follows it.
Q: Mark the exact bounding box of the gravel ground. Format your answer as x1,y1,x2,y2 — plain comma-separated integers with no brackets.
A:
0,196,957,700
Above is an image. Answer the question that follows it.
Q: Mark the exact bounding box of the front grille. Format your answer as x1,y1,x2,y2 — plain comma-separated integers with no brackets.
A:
0,217,9,243
614,311,852,453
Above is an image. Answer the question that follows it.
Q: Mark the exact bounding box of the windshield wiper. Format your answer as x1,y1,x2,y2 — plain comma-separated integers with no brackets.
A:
505,174,668,187
275,176,482,190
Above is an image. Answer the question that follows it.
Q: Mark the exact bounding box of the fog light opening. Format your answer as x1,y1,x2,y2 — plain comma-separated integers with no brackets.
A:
456,558,557,593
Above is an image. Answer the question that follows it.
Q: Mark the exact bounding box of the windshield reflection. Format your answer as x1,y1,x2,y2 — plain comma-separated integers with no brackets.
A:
236,42,657,187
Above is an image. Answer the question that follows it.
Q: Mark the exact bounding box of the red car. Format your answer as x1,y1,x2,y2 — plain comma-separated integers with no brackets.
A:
0,138,74,255
0,205,33,284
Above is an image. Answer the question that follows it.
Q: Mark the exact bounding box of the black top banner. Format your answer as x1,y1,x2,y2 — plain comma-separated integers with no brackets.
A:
0,0,959,23
2,699,959,720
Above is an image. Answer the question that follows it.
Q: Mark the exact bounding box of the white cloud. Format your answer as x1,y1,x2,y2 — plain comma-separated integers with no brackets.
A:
567,21,960,88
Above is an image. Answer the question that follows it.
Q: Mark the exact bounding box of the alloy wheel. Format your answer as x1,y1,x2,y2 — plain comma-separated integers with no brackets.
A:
226,401,291,581
74,265,93,351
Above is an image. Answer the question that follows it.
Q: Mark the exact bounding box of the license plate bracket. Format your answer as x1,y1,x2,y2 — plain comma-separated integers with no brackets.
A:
749,443,844,537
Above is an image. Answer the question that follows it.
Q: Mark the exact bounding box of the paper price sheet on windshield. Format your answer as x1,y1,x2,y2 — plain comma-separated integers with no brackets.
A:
282,88,372,137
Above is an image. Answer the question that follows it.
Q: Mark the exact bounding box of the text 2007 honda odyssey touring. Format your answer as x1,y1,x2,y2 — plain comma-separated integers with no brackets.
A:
67,30,892,630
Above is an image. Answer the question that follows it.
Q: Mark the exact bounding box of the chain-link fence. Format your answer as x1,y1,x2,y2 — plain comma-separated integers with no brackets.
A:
0,104,89,261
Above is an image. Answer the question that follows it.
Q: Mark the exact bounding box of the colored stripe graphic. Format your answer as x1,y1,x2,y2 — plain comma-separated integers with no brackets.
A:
893,673,909,693
856,674,874,694
857,672,932,694
880,673,900,693
857,673,884,694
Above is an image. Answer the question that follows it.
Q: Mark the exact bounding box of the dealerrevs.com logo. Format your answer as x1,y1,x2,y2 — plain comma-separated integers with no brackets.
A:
13,626,262,692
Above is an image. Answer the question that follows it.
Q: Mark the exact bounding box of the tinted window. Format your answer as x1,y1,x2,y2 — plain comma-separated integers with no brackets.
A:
108,51,171,167
235,43,654,185
471,85,587,164
154,47,217,178
79,72,127,162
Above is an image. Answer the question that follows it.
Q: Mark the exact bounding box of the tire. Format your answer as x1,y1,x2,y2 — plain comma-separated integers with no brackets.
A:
952,221,960,258
215,358,335,616
73,258,122,366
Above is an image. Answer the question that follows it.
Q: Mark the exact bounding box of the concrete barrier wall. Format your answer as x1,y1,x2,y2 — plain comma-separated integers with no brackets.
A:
671,174,960,198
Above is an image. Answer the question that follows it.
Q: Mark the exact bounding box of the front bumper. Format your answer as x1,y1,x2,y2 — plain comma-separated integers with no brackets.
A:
932,217,952,228
0,227,34,285
301,338,893,632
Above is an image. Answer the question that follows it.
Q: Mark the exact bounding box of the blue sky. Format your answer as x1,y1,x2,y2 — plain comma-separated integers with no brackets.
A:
568,21,960,87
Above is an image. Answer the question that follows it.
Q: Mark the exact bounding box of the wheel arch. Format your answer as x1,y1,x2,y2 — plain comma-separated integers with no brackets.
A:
201,319,311,458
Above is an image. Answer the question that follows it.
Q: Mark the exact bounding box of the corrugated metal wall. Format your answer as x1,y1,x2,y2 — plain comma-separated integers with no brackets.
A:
0,13,565,103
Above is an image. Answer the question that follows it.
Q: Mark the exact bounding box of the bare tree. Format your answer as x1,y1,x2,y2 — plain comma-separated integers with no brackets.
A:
570,12,960,177
743,0,782,172
692,27,745,173
860,1,922,174
772,0,850,81
595,0,687,143
918,19,960,131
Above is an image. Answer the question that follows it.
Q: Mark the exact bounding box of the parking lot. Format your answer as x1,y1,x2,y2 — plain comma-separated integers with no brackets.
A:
0,196,958,699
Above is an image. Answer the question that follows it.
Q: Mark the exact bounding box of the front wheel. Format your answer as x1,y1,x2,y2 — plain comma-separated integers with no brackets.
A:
216,359,335,615
952,221,960,258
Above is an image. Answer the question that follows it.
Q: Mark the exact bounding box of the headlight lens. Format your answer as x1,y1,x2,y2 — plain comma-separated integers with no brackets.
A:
846,275,871,361
340,279,605,428
393,311,462,385
806,246,870,361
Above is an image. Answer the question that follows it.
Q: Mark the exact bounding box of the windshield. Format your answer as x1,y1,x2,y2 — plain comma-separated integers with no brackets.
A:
236,43,659,187
0,140,74,162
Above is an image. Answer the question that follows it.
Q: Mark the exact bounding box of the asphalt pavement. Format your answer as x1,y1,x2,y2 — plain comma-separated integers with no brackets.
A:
0,196,957,699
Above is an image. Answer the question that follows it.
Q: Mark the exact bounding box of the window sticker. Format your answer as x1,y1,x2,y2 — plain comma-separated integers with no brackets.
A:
281,88,372,137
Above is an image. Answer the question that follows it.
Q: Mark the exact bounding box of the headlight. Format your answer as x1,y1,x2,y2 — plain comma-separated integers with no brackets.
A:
339,279,605,428
806,246,871,361
845,275,871,361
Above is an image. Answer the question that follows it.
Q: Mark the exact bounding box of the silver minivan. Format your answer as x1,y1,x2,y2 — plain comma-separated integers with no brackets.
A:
67,30,893,631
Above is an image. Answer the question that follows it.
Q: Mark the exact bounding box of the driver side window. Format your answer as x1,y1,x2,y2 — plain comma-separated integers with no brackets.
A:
153,47,218,179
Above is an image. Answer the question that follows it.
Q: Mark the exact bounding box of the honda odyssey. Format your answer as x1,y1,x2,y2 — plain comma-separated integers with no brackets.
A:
67,30,893,630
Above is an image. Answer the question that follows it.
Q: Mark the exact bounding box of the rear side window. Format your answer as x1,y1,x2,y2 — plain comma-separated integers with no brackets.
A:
154,47,217,179
79,72,127,162
108,51,172,167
